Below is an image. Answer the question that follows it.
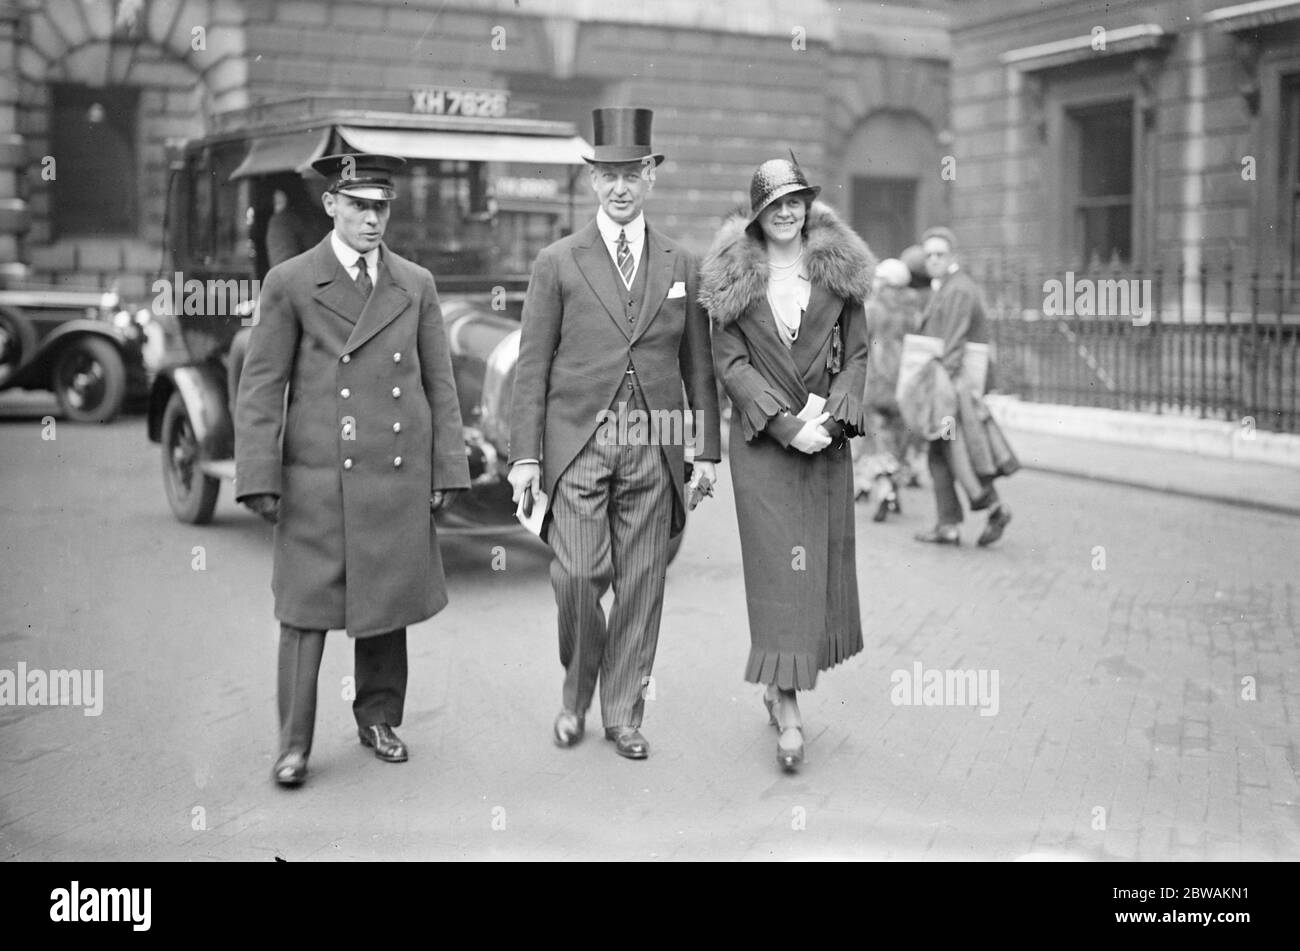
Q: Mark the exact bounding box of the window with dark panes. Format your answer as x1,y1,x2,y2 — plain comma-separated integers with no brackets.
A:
1070,100,1133,269
50,84,139,236
1283,75,1300,301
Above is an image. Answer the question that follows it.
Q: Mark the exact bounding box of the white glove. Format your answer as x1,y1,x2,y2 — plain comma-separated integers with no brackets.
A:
790,412,832,454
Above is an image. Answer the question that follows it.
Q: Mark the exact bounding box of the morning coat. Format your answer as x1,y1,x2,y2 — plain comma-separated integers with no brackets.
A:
235,236,471,637
507,218,722,538
699,202,875,690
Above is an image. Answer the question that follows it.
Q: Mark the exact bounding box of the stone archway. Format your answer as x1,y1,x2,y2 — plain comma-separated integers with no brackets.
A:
823,52,949,255
12,0,250,290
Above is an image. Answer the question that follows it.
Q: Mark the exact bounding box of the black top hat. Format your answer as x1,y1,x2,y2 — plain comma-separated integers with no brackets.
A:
310,153,406,201
584,108,665,167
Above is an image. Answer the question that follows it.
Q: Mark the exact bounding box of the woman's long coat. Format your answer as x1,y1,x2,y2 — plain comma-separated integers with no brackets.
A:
235,237,471,637
699,203,875,690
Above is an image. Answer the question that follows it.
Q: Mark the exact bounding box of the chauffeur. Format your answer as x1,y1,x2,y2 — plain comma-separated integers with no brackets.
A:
235,152,470,787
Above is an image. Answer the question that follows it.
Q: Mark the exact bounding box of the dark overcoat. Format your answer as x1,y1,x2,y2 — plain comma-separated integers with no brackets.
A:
507,219,722,538
235,236,471,637
699,203,875,690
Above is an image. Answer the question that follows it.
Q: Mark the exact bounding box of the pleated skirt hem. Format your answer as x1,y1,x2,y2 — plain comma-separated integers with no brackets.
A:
744,626,864,691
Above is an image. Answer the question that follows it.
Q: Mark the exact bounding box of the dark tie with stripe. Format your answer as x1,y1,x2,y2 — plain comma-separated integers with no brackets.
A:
616,229,634,288
355,255,372,299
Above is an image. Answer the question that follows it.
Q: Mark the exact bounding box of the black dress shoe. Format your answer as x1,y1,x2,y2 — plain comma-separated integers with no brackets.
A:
915,525,961,545
604,727,649,760
872,497,889,522
272,751,308,787
977,503,1012,547
553,710,585,747
358,724,408,763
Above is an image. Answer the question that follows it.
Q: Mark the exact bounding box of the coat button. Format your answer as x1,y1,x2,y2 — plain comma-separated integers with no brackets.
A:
343,458,354,470
393,422,401,433
340,387,351,399
393,352,402,363
341,354,351,364
393,456,403,467
392,386,401,398
342,423,353,437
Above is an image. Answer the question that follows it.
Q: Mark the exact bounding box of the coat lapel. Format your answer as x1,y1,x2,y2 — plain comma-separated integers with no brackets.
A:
310,236,364,325
738,293,807,402
571,221,630,338
630,224,675,344
342,245,410,354
790,282,838,377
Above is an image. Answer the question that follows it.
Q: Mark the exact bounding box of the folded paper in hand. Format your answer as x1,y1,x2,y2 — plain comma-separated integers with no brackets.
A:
516,488,548,537
796,393,827,422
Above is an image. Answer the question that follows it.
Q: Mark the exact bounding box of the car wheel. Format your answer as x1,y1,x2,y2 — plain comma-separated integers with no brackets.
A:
52,336,127,422
161,391,220,524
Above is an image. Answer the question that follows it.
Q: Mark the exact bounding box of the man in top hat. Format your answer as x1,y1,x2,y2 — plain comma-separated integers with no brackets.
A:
235,153,470,787
508,107,721,759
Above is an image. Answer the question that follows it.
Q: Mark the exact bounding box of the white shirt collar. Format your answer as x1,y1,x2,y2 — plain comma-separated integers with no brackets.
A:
596,209,645,248
330,230,380,277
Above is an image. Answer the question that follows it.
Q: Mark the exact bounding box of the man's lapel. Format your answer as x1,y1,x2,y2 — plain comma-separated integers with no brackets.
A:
629,224,675,344
571,220,631,338
310,236,363,325
343,245,410,355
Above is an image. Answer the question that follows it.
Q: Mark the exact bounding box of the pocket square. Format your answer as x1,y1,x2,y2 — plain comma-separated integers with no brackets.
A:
667,281,687,299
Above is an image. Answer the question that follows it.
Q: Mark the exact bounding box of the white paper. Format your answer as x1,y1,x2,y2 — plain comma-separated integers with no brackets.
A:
796,393,827,422
515,489,549,537
667,281,687,299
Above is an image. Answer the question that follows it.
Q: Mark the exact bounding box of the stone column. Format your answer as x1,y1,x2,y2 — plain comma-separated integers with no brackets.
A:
0,0,27,283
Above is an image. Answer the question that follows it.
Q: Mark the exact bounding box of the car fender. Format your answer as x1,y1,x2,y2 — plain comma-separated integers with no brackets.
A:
6,321,129,389
146,362,233,462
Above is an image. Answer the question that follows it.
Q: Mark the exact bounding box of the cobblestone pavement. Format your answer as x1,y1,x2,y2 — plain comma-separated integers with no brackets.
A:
1,413,1296,860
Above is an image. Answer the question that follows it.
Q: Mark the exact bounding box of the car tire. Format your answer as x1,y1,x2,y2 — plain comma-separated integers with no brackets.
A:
52,336,127,423
161,391,220,524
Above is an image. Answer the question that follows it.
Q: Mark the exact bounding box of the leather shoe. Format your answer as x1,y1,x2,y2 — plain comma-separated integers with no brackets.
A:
272,751,308,787
604,726,649,760
358,723,408,763
553,710,585,747
915,524,961,545
977,503,1012,547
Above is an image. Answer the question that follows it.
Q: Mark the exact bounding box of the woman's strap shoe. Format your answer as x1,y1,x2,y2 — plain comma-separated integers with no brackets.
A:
777,727,805,771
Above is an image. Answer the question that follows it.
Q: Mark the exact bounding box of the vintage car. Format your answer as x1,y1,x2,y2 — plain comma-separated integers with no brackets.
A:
146,94,687,557
0,282,154,422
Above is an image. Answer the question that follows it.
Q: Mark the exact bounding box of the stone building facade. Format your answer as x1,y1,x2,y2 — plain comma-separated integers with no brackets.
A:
0,0,950,299
946,0,1300,314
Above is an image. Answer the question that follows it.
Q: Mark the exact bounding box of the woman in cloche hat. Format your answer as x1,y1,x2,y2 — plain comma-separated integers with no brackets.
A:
699,155,876,771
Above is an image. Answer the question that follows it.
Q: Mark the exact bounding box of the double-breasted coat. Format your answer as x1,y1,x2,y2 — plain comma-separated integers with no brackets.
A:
507,219,722,537
235,236,471,638
700,203,875,690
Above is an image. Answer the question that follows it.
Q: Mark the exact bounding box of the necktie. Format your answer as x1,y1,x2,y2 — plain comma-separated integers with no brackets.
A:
355,256,372,299
616,229,634,288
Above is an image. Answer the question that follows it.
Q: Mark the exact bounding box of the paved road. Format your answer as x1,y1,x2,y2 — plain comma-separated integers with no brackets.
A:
1,405,1297,860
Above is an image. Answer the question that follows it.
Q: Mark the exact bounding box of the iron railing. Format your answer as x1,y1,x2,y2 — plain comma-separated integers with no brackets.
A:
976,261,1300,435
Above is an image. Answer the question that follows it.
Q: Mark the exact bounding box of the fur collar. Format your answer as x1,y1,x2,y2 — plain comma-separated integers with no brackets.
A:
698,202,876,327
